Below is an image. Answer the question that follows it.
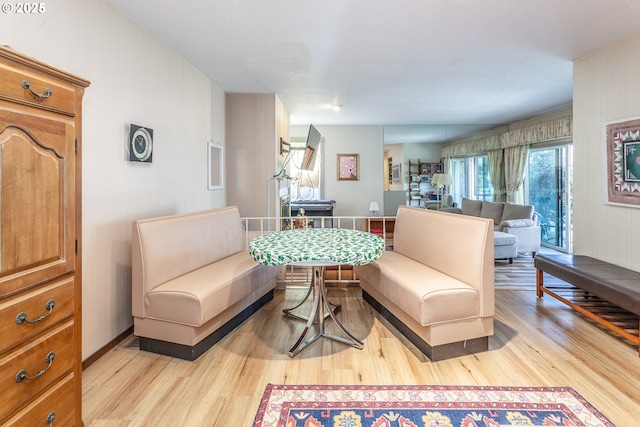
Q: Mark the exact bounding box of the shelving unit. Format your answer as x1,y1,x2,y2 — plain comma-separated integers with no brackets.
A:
408,160,443,207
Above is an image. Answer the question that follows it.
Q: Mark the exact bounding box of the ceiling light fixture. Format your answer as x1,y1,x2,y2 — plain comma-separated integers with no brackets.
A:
332,104,341,112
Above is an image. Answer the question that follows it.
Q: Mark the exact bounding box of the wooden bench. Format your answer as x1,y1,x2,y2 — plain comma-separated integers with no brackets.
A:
534,254,640,354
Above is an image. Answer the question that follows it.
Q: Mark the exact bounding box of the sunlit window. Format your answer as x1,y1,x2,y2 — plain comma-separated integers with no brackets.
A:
450,156,493,205
288,142,322,201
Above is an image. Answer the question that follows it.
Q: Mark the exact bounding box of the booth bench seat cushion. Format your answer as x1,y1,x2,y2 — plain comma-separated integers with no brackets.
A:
144,251,274,327
358,251,481,326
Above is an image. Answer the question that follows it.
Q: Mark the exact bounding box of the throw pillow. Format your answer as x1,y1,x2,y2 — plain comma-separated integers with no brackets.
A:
480,201,505,227
498,218,536,232
461,198,482,216
502,203,534,221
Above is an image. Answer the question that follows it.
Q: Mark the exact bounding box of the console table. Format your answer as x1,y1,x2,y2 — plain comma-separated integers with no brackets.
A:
249,228,384,356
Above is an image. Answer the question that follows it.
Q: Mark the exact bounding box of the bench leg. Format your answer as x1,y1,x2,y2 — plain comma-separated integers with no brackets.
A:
536,268,544,298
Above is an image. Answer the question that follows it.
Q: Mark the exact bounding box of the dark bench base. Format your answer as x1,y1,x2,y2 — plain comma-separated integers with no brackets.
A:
139,290,274,361
534,254,640,354
362,290,489,361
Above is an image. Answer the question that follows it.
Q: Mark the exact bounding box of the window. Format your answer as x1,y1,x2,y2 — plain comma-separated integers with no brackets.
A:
450,155,493,205
450,144,573,252
289,140,322,201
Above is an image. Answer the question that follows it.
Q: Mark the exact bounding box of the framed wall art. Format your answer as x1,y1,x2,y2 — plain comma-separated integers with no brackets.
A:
603,116,640,207
208,141,224,190
392,163,401,183
337,153,359,180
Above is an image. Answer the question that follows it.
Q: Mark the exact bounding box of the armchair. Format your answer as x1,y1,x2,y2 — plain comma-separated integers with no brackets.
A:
498,219,540,257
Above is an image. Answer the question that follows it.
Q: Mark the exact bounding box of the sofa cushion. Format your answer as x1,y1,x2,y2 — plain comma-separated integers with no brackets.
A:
494,231,517,246
460,198,482,217
501,203,534,222
498,218,536,231
480,201,504,228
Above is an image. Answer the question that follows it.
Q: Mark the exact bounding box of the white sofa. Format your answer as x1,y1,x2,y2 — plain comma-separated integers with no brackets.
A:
132,206,280,360
354,205,494,361
442,198,541,260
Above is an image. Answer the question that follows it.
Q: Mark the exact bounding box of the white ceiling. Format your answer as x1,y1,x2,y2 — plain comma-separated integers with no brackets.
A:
108,0,640,143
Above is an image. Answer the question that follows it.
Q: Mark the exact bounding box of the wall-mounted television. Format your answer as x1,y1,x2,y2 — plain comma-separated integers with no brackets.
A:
301,124,321,171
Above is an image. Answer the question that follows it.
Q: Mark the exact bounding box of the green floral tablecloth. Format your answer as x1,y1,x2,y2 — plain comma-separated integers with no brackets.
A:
249,228,384,267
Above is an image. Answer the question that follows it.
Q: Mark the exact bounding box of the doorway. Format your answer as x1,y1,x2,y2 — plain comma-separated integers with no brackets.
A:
525,142,573,252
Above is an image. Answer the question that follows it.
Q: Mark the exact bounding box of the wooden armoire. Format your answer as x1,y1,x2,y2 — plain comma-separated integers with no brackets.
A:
0,46,89,426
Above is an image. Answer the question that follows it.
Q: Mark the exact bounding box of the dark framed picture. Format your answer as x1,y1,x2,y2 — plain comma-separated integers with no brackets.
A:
392,164,400,183
603,116,640,207
337,153,359,180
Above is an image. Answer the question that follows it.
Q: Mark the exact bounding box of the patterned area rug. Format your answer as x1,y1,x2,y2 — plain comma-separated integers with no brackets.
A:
253,384,614,427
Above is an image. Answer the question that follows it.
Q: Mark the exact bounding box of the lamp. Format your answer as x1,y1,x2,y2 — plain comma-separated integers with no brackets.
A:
438,173,451,187
437,174,452,209
431,174,442,206
369,201,380,216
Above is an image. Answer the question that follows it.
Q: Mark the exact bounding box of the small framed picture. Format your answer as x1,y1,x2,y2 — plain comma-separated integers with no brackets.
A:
207,141,224,190
337,153,359,180
392,164,401,183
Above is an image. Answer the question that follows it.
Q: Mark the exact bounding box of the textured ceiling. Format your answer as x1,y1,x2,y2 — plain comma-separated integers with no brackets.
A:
108,0,640,143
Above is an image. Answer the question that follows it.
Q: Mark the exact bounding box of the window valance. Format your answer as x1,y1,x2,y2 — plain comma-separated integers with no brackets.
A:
442,115,572,158
441,134,502,157
507,115,572,147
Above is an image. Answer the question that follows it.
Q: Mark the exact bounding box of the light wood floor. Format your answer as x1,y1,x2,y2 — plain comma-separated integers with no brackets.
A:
82,256,640,426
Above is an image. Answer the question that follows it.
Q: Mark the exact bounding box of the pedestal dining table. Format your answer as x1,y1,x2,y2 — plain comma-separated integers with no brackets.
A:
249,227,384,357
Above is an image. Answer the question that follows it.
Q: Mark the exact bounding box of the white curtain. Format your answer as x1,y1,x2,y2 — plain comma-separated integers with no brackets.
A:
487,149,505,202
504,145,529,203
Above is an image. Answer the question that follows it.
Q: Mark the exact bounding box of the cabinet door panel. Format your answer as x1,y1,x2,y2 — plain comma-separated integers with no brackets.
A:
0,110,75,296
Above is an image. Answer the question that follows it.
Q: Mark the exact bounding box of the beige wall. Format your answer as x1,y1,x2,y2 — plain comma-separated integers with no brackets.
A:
2,0,226,358
226,93,289,218
573,29,640,270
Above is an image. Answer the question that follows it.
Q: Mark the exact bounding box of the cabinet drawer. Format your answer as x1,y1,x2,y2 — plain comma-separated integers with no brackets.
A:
0,67,75,114
0,321,74,421
1,373,75,427
0,277,74,354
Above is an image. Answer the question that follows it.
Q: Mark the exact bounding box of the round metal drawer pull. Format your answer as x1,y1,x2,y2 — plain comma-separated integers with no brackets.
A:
15,299,55,325
15,351,55,383
21,80,52,99
46,411,56,426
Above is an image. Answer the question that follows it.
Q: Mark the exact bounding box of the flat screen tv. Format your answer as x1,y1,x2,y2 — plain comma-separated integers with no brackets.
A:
301,124,321,171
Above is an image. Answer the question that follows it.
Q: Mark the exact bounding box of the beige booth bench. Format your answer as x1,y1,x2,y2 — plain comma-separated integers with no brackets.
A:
355,205,495,361
132,206,280,360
